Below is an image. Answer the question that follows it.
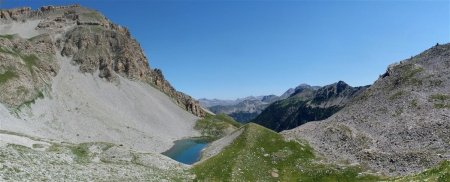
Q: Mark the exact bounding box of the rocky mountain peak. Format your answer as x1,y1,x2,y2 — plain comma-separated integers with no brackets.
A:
0,5,205,117
280,83,316,99
294,83,312,91
279,88,295,99
311,81,358,105
336,80,349,90
260,94,279,103
297,83,312,87
291,84,314,97
282,43,450,175
253,80,366,132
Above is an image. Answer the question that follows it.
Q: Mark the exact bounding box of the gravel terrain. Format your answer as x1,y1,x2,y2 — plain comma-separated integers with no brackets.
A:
199,127,243,161
0,5,204,181
283,43,450,176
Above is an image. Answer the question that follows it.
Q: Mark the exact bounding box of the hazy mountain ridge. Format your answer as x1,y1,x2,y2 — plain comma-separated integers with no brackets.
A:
253,81,368,132
199,85,316,122
282,43,450,175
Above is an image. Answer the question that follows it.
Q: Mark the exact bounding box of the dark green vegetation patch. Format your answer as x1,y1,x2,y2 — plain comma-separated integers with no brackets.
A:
195,114,241,139
0,70,18,85
429,94,450,101
0,46,40,74
429,94,450,109
70,144,90,163
0,34,14,40
393,64,424,87
0,46,19,55
392,160,450,182
17,90,44,109
21,54,39,74
389,91,405,100
254,97,342,132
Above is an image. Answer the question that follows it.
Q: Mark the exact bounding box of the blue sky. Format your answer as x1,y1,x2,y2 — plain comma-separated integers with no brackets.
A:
1,0,449,99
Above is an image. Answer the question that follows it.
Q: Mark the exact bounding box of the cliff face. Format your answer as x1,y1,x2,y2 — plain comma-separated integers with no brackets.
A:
282,44,450,176
1,5,206,156
253,82,367,132
0,5,205,117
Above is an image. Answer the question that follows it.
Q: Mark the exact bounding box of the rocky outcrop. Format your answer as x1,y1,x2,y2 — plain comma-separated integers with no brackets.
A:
0,34,58,108
1,4,205,156
61,25,150,81
311,81,367,107
0,5,81,22
282,44,450,176
0,7,32,20
0,5,205,117
253,82,367,132
149,69,205,117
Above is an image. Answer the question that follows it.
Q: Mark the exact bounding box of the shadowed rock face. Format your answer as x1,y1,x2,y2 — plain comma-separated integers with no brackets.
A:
253,82,367,132
199,85,320,123
0,5,205,117
282,43,450,176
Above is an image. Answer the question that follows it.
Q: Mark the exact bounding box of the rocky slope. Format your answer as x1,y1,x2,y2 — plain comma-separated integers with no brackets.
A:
0,6,207,180
0,5,205,117
2,5,449,181
0,135,193,181
254,82,367,132
282,43,450,176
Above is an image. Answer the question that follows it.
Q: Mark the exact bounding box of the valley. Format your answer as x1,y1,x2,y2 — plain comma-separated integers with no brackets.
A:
0,4,449,182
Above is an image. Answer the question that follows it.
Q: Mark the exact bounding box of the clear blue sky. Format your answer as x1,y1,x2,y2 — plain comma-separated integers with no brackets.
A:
2,0,449,99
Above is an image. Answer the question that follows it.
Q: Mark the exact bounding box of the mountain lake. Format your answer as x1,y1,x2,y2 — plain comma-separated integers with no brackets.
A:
162,137,210,165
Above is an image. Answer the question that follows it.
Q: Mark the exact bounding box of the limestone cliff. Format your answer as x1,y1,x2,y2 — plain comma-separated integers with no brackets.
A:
0,5,205,117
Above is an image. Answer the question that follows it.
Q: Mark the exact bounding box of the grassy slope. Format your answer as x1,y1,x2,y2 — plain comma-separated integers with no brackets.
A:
192,123,382,181
0,37,43,107
392,160,450,182
0,34,14,39
194,114,241,139
0,70,18,85
193,123,450,181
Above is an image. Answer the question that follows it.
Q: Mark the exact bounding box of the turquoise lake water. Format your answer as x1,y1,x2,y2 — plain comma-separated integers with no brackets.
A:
162,138,209,165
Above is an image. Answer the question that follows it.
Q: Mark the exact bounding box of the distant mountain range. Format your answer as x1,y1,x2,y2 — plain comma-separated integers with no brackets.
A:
1,4,448,181
253,81,368,132
199,84,320,122
200,81,366,130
